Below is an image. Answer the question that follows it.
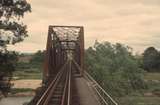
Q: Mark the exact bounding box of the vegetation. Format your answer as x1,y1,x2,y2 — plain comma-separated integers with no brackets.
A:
11,88,34,95
0,51,18,95
85,41,146,96
144,72,160,81
12,41,160,105
14,51,44,80
0,0,31,96
85,41,160,105
142,47,160,72
13,68,42,80
118,96,160,105
29,50,44,69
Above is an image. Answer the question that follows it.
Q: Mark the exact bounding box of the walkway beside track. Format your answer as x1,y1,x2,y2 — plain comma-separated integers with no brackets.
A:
75,77,101,105
29,26,118,105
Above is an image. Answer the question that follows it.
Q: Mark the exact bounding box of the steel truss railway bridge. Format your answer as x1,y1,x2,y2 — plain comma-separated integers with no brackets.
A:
28,26,118,105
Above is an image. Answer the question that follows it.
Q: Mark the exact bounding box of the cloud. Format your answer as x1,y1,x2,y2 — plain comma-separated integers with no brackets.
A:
8,0,160,53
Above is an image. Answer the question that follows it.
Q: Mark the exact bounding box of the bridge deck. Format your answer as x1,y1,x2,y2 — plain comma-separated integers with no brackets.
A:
75,77,101,105
29,26,118,105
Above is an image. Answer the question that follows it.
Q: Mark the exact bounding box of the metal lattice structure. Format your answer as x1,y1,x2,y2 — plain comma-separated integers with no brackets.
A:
43,25,84,85
29,25,118,105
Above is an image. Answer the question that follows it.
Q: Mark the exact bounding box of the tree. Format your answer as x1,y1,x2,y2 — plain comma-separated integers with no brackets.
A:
143,47,160,72
0,51,18,96
0,0,31,96
0,0,31,48
85,41,146,96
30,50,44,69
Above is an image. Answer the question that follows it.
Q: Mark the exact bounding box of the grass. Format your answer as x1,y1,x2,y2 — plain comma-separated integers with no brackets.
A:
13,68,42,80
116,72,160,105
118,96,160,105
144,72,160,81
13,62,160,105
10,88,34,94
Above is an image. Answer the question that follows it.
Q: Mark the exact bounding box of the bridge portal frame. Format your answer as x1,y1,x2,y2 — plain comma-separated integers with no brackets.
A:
43,25,84,84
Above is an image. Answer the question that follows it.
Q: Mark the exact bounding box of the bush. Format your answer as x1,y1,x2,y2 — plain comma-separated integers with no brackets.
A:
85,41,147,96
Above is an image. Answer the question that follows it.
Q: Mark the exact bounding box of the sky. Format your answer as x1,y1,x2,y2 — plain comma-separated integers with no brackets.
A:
8,0,160,53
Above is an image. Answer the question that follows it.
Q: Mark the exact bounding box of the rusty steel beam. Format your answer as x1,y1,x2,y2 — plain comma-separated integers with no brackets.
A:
43,25,84,85
79,27,84,76
43,27,52,84
49,25,83,28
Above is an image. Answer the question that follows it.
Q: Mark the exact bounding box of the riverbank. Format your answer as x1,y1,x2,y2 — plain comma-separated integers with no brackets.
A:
9,79,42,97
9,90,35,97
11,79,42,89
0,96,33,105
0,89,34,99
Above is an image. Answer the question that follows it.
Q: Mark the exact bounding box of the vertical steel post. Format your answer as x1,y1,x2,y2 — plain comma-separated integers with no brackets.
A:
79,27,84,76
43,26,52,84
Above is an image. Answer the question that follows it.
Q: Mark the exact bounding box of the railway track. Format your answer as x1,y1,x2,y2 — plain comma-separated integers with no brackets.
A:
29,26,118,105
35,60,80,105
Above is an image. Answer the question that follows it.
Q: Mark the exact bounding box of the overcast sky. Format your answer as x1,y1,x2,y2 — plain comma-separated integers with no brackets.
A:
8,0,160,53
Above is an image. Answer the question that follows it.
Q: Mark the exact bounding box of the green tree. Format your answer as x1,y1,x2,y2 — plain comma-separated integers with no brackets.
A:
143,47,160,72
0,51,18,96
0,0,31,96
85,41,146,96
30,50,44,69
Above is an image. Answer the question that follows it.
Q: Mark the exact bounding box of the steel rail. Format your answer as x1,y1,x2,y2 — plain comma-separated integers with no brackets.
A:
60,60,72,105
36,61,68,105
67,60,72,105
60,63,70,105
72,59,118,105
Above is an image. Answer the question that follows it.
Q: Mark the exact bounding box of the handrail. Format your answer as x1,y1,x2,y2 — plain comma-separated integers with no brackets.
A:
36,61,68,105
72,59,118,105
84,71,118,105
94,87,109,105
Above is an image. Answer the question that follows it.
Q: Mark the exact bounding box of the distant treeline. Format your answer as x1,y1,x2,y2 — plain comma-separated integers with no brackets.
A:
3,42,158,97
85,41,147,96
85,41,160,97
18,44,160,73
142,47,160,72
17,50,44,70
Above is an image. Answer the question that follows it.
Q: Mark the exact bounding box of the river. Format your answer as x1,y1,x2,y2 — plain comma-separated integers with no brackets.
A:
0,97,33,105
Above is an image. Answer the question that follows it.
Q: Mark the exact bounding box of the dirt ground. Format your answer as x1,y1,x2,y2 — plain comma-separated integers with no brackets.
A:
11,80,42,89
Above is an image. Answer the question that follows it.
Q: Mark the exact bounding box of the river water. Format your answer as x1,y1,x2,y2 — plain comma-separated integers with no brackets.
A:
0,97,33,105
